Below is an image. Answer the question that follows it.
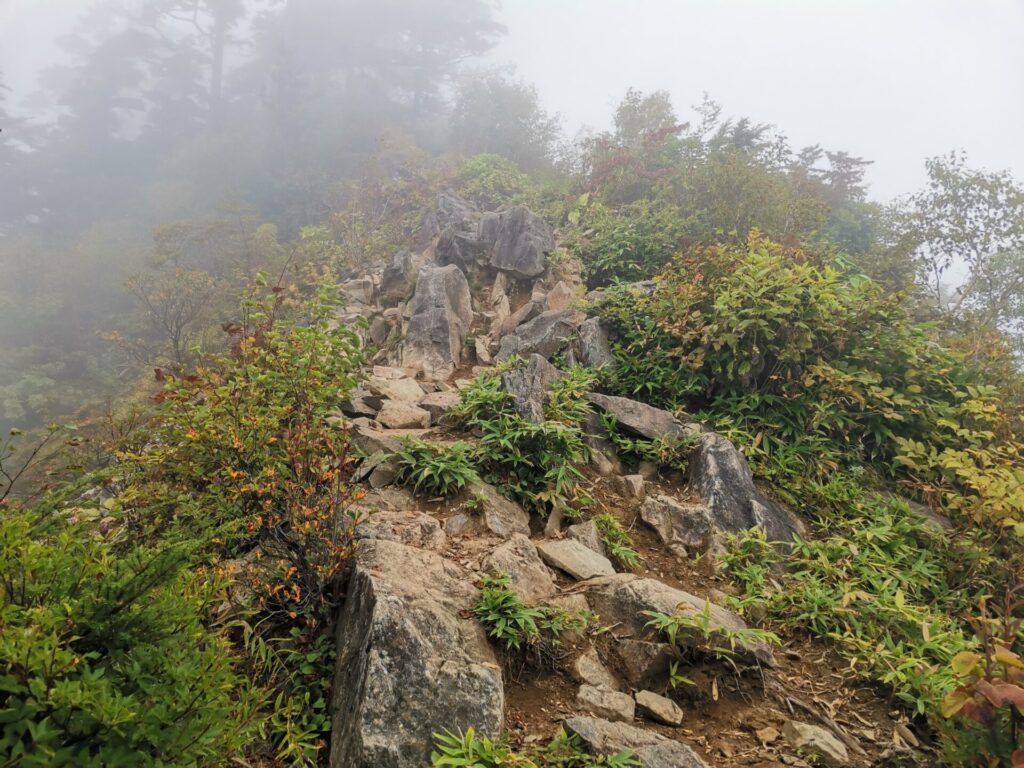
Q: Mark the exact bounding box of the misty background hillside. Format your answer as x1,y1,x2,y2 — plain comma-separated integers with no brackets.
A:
1,0,1022,436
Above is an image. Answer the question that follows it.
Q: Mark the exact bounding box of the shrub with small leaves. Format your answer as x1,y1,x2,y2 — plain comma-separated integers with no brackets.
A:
391,438,478,498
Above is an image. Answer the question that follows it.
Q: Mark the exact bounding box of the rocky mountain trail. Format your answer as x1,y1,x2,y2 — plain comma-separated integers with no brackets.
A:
324,192,927,768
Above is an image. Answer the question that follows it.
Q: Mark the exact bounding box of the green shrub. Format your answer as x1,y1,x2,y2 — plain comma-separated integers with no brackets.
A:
595,234,1012,508
474,573,591,655
391,438,478,498
450,366,594,515
455,154,537,211
0,504,259,766
565,199,688,289
430,727,639,768
593,512,640,570
721,483,996,718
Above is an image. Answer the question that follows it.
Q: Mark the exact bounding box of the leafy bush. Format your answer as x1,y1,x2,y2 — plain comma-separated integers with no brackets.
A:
565,199,687,289
455,154,537,211
0,503,259,766
594,233,1022,521
474,573,591,657
113,279,363,764
449,366,594,515
940,590,1024,766
721,482,1001,718
391,438,478,498
593,512,640,570
431,727,639,768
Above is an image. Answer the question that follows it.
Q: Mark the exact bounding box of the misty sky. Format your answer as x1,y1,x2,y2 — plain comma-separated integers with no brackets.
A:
3,0,1022,202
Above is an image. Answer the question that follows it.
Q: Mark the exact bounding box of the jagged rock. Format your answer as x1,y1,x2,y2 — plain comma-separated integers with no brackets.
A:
341,388,384,418
613,639,675,689
474,337,492,364
436,192,478,229
497,300,539,337
481,534,556,602
572,647,621,691
637,461,659,479
368,316,391,347
490,294,511,336
574,317,615,368
402,265,474,380
567,519,607,557
612,474,645,500
330,540,503,767
576,685,635,722
376,401,431,429
355,510,447,552
584,392,698,443
545,280,576,312
585,574,774,665
341,276,375,306
689,432,805,543
563,717,708,768
489,205,554,279
635,690,684,726
639,495,713,553
355,451,399,489
365,374,425,405
349,423,406,458
589,449,619,477
537,539,615,580
451,480,531,539
496,309,585,362
418,391,461,422
544,505,565,538
781,721,849,766
437,225,491,271
350,486,420,514
380,249,418,305
415,208,439,252
500,354,566,422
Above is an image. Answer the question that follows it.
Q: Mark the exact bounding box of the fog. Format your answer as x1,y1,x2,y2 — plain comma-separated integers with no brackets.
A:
5,0,1023,199
1,0,1023,434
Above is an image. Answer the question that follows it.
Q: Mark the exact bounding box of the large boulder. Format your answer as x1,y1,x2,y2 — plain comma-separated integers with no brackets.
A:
402,265,473,380
330,539,503,767
500,354,567,423
563,717,708,768
489,205,554,279
584,392,698,443
584,574,774,665
689,432,805,543
496,309,585,362
537,539,615,580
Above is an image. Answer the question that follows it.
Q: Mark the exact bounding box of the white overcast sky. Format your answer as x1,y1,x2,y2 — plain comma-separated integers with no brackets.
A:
2,0,1023,201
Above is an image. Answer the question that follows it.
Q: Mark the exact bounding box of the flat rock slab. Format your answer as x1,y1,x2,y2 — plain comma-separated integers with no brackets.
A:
445,480,531,540
584,574,774,665
537,539,615,580
496,309,585,362
584,392,698,442
354,510,447,552
564,717,709,768
330,540,503,767
577,684,635,722
634,690,683,726
376,401,431,429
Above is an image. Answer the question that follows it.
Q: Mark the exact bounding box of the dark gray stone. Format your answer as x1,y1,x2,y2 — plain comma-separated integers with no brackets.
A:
489,205,554,279
496,309,585,362
584,392,698,443
689,432,805,543
402,265,473,379
575,317,615,368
